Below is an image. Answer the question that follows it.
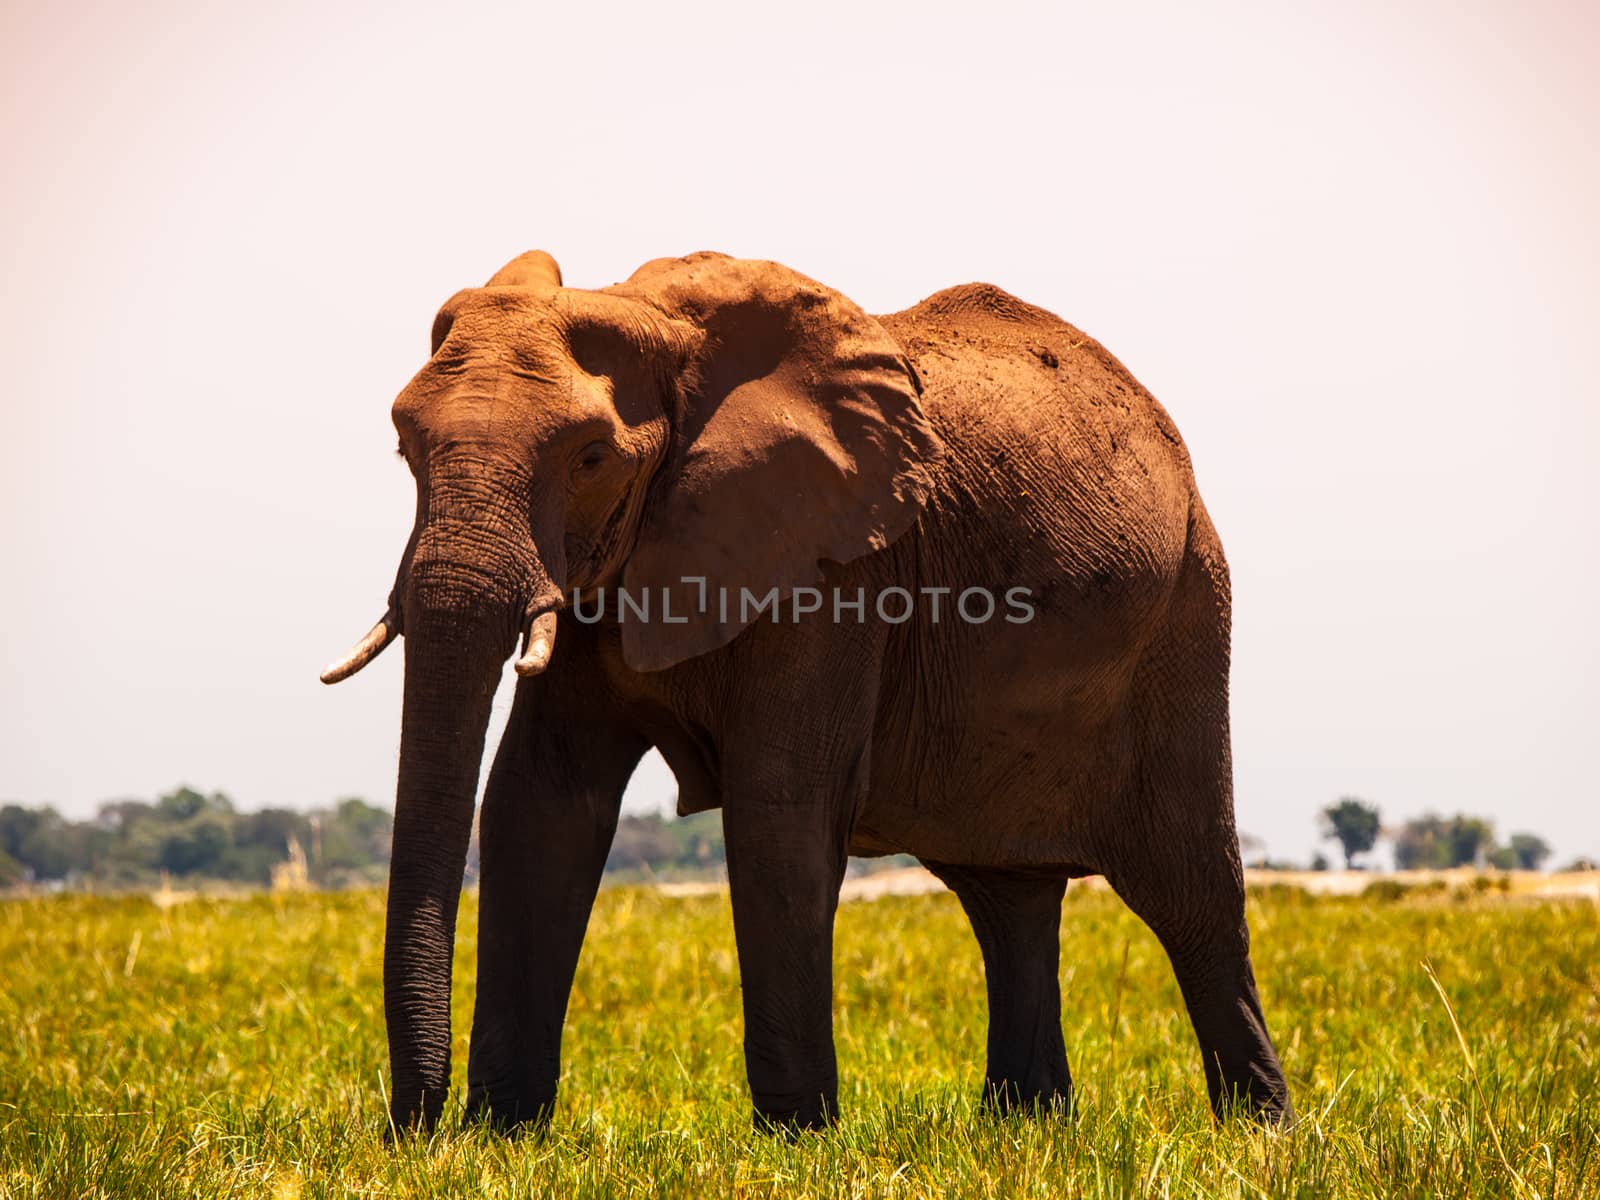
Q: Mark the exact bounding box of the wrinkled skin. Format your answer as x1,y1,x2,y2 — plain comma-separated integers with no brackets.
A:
326,250,1292,1134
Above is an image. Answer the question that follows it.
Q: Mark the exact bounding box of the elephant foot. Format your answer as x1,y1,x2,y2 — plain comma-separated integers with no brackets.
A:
751,1088,838,1136
384,1087,448,1141
463,1082,557,1135
1209,1068,1294,1127
981,1075,1075,1119
1189,990,1295,1126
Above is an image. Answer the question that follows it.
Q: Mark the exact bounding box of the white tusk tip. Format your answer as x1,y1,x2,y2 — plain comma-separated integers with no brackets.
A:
319,612,398,686
514,639,552,677
514,611,559,677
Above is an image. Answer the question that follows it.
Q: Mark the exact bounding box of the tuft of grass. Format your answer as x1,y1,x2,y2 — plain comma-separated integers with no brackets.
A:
0,886,1596,1198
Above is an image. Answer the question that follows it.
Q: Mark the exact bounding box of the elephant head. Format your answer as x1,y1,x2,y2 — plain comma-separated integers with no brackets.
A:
321,250,941,1129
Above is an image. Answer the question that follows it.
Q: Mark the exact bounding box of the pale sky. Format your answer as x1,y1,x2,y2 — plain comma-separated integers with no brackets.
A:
2,0,1596,864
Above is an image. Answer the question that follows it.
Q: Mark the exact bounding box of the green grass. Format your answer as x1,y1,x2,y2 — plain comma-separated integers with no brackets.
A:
1,885,1596,1198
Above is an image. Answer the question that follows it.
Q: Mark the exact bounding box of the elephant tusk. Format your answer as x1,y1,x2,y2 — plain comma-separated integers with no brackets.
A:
514,610,560,678
320,611,400,684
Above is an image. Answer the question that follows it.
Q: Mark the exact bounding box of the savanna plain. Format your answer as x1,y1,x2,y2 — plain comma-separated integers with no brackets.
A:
1,882,1596,1199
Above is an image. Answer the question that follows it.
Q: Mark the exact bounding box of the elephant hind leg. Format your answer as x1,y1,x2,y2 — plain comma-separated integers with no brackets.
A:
924,863,1073,1114
1105,660,1291,1115
1098,508,1292,1123
1104,839,1291,1123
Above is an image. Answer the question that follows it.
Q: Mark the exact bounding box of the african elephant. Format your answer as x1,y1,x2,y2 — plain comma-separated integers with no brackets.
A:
322,249,1291,1133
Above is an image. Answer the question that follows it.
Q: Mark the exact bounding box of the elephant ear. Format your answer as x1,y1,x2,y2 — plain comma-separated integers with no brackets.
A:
607,253,943,672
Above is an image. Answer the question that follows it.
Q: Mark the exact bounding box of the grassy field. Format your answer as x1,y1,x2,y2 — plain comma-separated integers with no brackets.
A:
1,884,1596,1198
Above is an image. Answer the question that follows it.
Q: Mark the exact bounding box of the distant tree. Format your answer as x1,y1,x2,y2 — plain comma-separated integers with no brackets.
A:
234,808,310,854
314,798,392,883
0,805,44,865
157,787,210,822
223,808,313,883
602,811,725,876
0,806,82,881
95,800,155,831
1310,851,1330,872
157,812,233,876
1446,816,1495,868
1321,797,1381,869
1393,813,1496,870
667,811,725,868
98,808,166,883
1504,833,1551,871
607,815,681,871
1393,814,1449,869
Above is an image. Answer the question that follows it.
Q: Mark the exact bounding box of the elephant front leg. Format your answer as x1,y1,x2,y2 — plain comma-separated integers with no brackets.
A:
717,619,883,1131
465,683,646,1131
723,794,854,1130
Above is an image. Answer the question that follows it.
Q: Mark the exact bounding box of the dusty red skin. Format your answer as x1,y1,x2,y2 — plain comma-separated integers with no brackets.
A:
325,250,1290,1134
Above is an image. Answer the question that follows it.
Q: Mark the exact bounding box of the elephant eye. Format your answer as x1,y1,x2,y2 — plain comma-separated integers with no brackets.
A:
575,441,613,472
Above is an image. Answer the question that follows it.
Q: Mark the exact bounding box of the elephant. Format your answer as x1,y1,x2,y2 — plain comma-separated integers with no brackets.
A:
321,249,1292,1133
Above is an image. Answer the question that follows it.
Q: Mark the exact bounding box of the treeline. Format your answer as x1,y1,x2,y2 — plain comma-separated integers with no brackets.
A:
0,788,392,888
3,787,1582,892
1316,798,1562,872
601,812,911,879
0,786,728,890
604,811,726,878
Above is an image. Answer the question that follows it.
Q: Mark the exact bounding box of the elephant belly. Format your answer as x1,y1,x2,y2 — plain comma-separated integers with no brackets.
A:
853,600,1146,868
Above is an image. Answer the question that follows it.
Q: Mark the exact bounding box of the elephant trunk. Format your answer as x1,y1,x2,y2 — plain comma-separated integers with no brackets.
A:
382,506,559,1130
383,577,504,1131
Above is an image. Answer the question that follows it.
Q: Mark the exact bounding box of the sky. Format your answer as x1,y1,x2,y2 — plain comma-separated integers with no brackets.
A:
2,0,1596,864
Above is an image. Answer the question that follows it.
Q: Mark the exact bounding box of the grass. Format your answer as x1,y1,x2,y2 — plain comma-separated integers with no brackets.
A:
0,884,1596,1198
